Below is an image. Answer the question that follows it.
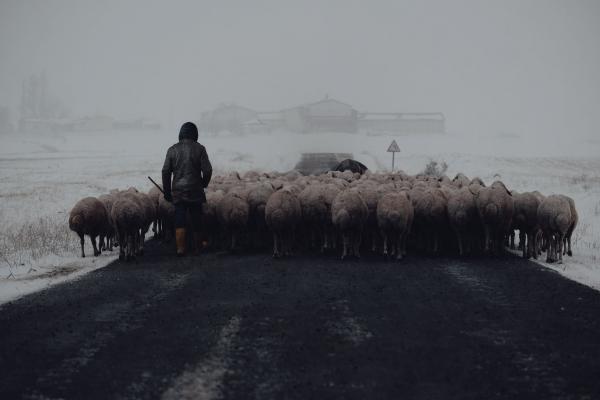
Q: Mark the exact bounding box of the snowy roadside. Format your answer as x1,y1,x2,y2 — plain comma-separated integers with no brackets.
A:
0,253,116,305
0,128,598,304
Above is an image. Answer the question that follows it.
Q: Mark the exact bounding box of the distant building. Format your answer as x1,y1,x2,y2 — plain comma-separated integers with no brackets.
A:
67,115,114,132
18,118,66,134
358,112,445,134
199,104,258,134
302,98,358,133
199,97,445,135
112,118,161,130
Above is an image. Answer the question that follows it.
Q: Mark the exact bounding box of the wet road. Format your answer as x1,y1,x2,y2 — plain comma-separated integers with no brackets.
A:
1,241,600,399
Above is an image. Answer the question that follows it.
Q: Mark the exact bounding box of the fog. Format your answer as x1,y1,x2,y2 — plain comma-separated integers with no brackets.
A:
1,0,599,138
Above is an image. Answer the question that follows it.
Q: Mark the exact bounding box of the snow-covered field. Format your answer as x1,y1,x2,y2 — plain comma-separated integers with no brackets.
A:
1,128,599,303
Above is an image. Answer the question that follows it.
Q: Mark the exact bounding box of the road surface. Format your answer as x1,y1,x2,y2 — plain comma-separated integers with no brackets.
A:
1,241,599,399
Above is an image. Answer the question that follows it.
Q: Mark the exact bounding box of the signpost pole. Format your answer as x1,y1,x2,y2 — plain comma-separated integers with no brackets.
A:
387,139,400,172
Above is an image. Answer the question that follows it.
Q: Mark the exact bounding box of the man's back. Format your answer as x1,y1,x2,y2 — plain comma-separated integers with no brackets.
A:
162,122,212,204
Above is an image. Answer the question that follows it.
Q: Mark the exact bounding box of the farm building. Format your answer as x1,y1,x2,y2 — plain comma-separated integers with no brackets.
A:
198,97,445,135
358,112,445,134
198,104,258,134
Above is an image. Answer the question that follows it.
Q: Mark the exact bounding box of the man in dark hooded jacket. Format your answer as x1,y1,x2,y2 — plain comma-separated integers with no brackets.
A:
162,122,212,256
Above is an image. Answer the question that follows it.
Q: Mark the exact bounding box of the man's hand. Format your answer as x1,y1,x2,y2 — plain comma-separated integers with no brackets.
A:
164,192,173,202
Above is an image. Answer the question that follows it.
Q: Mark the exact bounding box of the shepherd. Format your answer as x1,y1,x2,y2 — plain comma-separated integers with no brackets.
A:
162,122,213,256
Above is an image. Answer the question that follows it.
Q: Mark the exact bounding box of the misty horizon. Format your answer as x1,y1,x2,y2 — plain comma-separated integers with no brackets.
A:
1,0,599,139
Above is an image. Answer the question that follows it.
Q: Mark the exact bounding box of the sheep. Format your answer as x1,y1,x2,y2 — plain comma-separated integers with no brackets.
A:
69,197,111,258
470,177,485,187
410,186,448,254
246,182,275,249
512,192,543,259
537,195,572,264
474,181,514,254
148,185,162,238
446,187,481,256
119,188,155,256
243,170,261,182
376,191,414,260
201,190,224,249
158,194,175,242
217,190,250,251
298,184,327,251
97,193,117,251
296,183,340,252
354,183,381,253
110,196,144,261
560,195,578,257
331,189,369,259
452,173,471,188
265,186,302,257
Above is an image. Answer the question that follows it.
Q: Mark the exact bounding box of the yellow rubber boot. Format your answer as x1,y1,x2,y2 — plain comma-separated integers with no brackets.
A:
175,228,186,257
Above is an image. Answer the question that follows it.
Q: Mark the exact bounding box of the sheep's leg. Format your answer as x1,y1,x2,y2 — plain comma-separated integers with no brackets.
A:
523,232,531,259
90,235,100,257
118,230,125,260
138,230,146,256
456,231,464,256
126,233,133,261
510,231,515,250
322,230,329,252
354,231,361,258
79,234,85,258
99,236,106,251
483,227,491,253
131,232,138,261
382,231,388,257
567,234,573,257
341,233,349,260
272,233,280,258
557,234,564,264
545,233,554,263
396,233,403,261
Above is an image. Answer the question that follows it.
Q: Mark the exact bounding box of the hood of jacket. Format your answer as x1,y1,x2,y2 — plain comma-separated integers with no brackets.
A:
178,121,198,141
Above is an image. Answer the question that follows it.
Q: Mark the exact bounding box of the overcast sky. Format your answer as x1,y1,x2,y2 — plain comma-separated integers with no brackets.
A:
1,0,599,137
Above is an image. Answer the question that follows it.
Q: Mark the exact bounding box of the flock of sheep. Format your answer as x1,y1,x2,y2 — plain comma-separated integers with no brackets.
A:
68,169,578,264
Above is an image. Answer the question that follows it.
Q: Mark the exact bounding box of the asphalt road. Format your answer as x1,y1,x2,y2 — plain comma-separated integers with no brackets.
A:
1,241,600,400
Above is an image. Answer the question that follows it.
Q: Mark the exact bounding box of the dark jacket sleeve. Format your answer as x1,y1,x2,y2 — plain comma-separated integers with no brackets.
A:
161,148,173,197
200,146,213,188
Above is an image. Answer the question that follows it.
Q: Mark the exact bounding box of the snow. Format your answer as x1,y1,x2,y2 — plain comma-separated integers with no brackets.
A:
0,128,599,304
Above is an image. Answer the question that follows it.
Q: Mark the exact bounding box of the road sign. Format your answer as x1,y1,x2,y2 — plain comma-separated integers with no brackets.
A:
387,140,400,171
387,140,400,153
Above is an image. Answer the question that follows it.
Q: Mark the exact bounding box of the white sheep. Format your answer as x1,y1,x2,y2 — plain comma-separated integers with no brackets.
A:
376,191,414,260
331,188,368,259
265,186,302,257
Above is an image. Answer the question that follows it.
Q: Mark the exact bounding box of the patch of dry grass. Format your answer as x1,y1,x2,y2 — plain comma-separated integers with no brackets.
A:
0,215,78,277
